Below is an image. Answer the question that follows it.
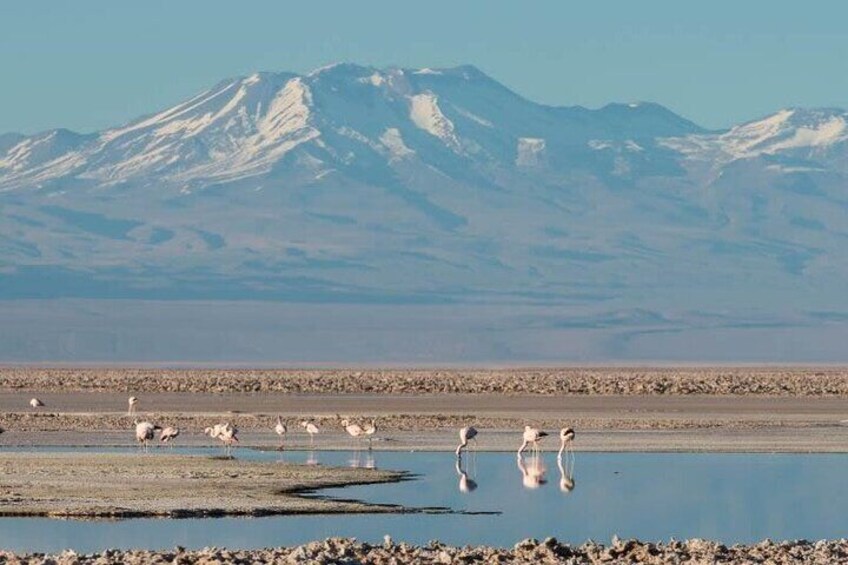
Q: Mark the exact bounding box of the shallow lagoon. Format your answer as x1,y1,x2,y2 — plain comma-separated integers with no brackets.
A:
1,448,845,552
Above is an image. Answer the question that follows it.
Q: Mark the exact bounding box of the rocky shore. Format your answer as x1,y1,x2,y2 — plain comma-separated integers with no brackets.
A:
2,367,848,396
3,537,847,564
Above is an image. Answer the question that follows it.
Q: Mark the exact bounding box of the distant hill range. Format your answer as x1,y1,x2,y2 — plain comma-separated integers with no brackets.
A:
2,63,848,340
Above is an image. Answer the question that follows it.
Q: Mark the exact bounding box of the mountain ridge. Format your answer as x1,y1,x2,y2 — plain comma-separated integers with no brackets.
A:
1,63,847,325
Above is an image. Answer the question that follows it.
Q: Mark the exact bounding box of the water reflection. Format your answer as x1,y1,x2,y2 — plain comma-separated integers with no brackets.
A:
557,455,576,493
516,452,547,489
348,450,377,469
305,450,319,465
1,450,848,553
455,455,478,493
364,452,376,469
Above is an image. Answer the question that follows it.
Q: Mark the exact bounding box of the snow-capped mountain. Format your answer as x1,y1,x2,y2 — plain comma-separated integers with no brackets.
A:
2,63,848,329
0,63,702,192
664,107,848,170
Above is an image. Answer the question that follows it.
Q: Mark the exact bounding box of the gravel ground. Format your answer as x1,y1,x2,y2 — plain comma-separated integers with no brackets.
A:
3,367,848,395
3,537,847,564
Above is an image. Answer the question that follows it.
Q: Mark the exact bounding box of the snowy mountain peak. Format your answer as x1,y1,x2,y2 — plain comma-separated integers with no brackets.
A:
662,106,848,164
4,63,846,196
0,63,710,192
725,107,848,154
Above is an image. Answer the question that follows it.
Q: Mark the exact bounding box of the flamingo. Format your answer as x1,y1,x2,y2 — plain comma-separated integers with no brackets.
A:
205,422,239,455
363,419,377,449
29,398,44,409
134,420,161,451
274,416,287,450
340,418,365,448
159,426,180,445
456,426,478,457
518,425,548,455
127,396,139,416
300,420,320,445
558,427,576,459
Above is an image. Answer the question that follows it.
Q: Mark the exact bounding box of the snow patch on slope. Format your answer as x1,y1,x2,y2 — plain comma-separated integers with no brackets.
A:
767,115,847,152
84,76,319,184
409,93,461,151
100,80,241,143
413,68,442,75
589,139,644,152
358,72,385,87
516,137,546,166
452,105,493,128
258,77,313,139
380,128,415,159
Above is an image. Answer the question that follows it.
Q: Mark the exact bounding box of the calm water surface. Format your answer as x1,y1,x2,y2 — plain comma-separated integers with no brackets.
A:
1,448,846,552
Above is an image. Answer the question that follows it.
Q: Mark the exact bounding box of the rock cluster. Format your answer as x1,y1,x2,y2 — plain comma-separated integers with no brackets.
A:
2,367,847,396
2,537,847,564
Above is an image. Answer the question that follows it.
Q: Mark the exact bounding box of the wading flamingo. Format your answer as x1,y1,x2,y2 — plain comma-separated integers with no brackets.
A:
134,420,161,451
456,426,478,457
205,422,239,456
127,396,139,416
159,426,180,445
518,425,548,455
363,419,377,449
558,427,575,459
300,420,320,445
29,398,44,409
274,416,287,450
340,418,365,448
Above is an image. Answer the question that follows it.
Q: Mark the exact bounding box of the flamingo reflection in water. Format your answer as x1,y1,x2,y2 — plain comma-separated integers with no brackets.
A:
455,456,478,493
516,452,547,489
557,456,576,493
348,449,377,469
305,450,320,466
363,451,377,469
557,427,576,493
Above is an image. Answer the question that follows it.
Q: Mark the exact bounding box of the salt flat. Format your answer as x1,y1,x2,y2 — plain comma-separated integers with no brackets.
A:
1,367,846,452
0,452,404,518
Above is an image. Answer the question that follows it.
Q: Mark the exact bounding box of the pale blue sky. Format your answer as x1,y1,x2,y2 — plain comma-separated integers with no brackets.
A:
2,0,847,134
